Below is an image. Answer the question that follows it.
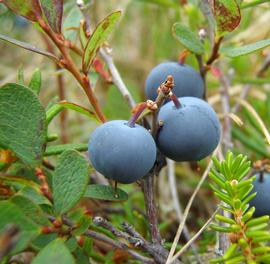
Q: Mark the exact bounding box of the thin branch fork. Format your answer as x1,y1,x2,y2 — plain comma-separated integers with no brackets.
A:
47,216,155,264
37,19,106,123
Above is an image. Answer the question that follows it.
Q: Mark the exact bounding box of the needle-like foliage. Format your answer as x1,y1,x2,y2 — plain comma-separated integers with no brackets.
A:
210,151,270,264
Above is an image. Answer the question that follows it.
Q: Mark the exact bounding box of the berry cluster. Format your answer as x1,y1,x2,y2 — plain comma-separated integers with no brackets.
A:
88,61,221,184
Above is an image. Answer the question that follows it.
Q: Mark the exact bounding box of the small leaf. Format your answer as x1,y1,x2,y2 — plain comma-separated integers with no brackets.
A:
46,101,99,124
39,0,63,33
172,23,205,55
32,239,75,264
213,0,241,33
2,0,42,21
215,214,235,225
53,150,89,215
29,69,42,95
84,184,128,201
0,83,47,166
83,11,121,73
58,101,99,122
246,216,270,227
0,34,58,61
210,223,235,233
45,143,88,156
221,38,270,57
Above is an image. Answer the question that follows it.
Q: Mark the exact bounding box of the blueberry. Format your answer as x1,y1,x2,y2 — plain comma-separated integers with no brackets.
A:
88,120,156,184
249,172,270,217
145,62,204,101
157,97,221,161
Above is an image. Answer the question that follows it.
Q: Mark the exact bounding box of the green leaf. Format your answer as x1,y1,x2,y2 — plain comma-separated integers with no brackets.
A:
0,83,47,166
242,207,255,222
32,239,75,264
0,201,39,253
210,223,235,233
223,244,238,259
213,0,241,33
215,214,235,225
172,23,205,55
252,246,270,254
2,0,42,21
46,101,99,124
246,216,269,227
53,150,89,215
253,235,270,243
58,101,99,122
241,0,270,9
10,195,50,226
29,69,42,95
83,11,121,73
0,34,58,61
40,0,63,33
84,184,128,201
222,38,270,58
45,143,88,156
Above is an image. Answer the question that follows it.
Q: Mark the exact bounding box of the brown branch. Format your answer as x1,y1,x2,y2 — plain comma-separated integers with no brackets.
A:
58,216,155,264
40,34,68,143
206,36,224,66
140,76,175,246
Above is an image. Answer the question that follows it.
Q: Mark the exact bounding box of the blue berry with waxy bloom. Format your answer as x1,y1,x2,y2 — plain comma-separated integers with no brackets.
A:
88,120,157,184
249,172,270,217
157,97,221,162
145,62,204,101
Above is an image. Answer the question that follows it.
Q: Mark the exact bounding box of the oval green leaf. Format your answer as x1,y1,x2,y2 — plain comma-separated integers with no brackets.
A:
0,83,47,166
45,143,88,156
172,23,205,55
53,150,89,215
221,38,270,58
84,184,128,201
83,11,121,73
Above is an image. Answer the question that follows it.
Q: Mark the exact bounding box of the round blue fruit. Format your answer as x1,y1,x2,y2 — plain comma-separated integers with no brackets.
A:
88,120,156,184
249,172,270,217
145,62,204,101
157,97,221,161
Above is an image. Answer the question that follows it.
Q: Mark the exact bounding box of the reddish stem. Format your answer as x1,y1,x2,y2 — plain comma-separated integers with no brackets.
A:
178,50,189,65
127,102,148,127
38,19,106,123
169,93,181,109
